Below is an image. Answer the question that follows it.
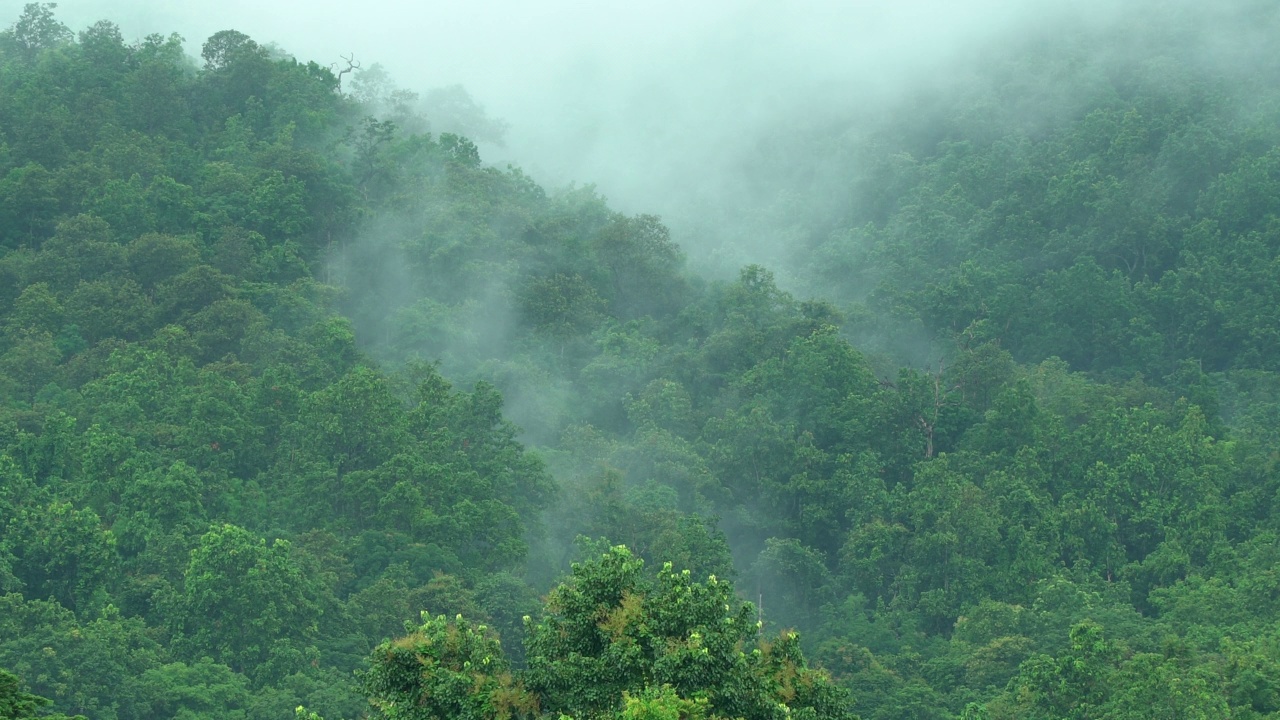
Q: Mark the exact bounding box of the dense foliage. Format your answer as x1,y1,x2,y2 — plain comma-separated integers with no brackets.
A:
0,5,552,717
4,1,1280,719
365,548,852,720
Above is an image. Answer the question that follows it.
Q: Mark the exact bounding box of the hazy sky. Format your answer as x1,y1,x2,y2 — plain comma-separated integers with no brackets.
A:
44,0,1094,267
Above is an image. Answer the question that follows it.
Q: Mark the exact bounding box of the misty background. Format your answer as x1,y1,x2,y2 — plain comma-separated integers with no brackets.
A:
50,0,1106,277
44,0,1271,440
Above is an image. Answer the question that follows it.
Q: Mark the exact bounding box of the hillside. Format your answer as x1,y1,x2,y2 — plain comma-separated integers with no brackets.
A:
3,3,1280,719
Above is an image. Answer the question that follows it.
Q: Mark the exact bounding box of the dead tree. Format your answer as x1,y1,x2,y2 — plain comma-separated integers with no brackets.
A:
332,53,361,92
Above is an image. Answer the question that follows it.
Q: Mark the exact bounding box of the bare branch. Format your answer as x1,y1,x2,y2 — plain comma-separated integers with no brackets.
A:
331,52,362,92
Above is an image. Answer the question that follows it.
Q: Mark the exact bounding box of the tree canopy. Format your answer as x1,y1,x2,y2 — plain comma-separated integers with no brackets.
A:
4,1,1280,719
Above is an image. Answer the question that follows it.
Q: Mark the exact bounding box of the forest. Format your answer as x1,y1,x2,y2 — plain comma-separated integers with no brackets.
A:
2,1,1280,718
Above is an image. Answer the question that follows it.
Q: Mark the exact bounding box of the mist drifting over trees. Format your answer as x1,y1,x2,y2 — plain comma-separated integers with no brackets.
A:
4,1,1280,719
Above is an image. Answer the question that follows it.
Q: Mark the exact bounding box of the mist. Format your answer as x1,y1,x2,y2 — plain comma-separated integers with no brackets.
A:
48,0,1260,428
52,0,1110,275
40,0,1270,426
11,0,1280,715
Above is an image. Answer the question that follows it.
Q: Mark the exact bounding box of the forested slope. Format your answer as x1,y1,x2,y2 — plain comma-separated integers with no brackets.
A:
0,7,555,718
3,2,1280,719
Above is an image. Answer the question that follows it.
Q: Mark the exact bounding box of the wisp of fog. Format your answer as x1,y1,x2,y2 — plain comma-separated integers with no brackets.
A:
51,0,1111,275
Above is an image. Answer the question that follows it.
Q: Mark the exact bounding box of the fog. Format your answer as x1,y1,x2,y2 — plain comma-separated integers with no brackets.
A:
50,0,1107,275
37,0,1262,410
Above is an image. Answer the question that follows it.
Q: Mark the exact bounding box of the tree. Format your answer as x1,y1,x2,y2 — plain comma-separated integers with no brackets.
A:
5,501,117,613
362,613,536,720
200,30,260,72
172,524,322,681
750,537,833,632
0,164,60,246
8,3,71,60
592,215,687,320
367,546,858,720
1008,621,1117,720
296,365,407,474
0,667,82,720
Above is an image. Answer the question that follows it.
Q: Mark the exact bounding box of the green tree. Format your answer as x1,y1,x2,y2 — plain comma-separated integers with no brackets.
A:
8,3,71,60
172,524,322,681
367,547,857,720
522,546,855,720
592,214,687,320
1008,621,1117,720
5,501,117,613
0,667,82,720
363,613,536,720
